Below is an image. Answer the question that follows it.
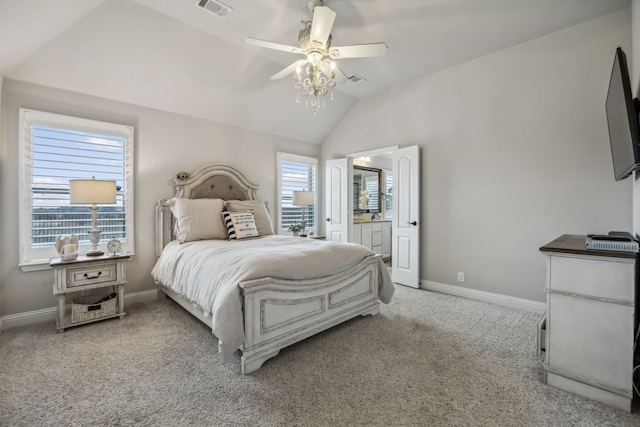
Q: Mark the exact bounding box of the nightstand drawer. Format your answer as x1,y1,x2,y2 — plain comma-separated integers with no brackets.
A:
67,262,117,287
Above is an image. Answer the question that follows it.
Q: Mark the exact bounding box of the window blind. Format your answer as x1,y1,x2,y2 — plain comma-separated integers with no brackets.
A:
278,153,317,233
364,177,379,211
383,170,393,218
30,125,126,246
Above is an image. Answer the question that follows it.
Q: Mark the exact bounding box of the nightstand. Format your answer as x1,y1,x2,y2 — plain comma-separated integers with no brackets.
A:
50,254,130,332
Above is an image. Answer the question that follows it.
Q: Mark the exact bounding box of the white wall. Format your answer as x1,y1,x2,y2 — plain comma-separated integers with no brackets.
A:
322,10,632,302
0,75,3,327
0,79,319,317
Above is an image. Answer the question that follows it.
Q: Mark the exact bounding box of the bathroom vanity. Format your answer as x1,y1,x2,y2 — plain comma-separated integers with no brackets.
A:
352,219,391,260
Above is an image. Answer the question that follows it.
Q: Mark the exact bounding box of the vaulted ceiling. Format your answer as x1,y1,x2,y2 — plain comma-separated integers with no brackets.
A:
0,0,631,143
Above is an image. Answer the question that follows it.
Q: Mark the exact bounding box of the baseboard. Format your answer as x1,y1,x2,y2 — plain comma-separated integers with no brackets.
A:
0,289,159,330
125,289,158,306
2,284,545,329
421,280,546,314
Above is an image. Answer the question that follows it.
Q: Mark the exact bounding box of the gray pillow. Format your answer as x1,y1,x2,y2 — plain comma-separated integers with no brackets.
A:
224,200,275,236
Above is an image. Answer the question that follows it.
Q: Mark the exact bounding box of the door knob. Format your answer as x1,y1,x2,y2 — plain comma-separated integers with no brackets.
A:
407,221,417,226
325,217,331,222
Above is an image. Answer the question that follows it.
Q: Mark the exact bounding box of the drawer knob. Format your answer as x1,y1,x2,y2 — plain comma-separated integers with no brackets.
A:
83,271,102,280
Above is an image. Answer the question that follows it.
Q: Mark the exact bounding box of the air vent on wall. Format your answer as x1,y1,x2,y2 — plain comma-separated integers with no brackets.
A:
195,0,232,19
347,74,367,85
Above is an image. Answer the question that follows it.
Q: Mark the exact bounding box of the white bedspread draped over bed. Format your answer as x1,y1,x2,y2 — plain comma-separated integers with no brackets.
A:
151,235,394,363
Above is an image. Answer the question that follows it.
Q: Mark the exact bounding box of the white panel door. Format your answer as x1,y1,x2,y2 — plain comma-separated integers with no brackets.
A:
325,158,352,242
392,146,420,288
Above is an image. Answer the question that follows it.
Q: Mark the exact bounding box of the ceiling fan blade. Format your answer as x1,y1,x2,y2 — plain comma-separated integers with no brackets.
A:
310,6,336,47
243,37,303,55
333,66,348,84
271,60,308,80
329,43,388,59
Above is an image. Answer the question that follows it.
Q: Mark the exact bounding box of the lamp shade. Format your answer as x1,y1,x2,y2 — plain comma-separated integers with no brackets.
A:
70,177,117,204
293,190,315,206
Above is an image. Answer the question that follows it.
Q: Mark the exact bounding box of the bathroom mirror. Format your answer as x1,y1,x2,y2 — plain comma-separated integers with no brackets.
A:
353,166,382,213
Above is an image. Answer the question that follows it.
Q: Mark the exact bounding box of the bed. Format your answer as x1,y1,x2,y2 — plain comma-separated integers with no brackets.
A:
152,164,394,374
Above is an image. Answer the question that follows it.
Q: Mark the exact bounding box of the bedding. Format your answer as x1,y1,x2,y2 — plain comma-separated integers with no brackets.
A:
152,235,394,363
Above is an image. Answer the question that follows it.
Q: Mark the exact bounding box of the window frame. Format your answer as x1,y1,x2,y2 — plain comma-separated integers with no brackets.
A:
18,108,135,271
276,152,318,235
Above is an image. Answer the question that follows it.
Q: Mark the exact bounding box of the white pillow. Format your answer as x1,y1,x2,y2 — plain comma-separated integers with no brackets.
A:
225,200,274,235
170,198,227,242
223,211,259,240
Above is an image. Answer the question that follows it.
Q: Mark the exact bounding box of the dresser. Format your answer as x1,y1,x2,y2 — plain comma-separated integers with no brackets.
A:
539,235,638,411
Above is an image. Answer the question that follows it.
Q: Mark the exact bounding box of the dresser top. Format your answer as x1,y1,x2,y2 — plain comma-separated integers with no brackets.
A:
540,234,637,259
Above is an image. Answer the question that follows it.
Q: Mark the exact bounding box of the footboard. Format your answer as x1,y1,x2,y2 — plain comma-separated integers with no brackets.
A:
239,254,382,374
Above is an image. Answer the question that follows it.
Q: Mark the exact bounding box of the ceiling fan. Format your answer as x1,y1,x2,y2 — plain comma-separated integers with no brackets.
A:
243,0,388,112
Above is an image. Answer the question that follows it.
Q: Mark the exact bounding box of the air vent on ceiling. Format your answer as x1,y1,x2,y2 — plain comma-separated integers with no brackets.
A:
347,74,367,85
195,0,232,19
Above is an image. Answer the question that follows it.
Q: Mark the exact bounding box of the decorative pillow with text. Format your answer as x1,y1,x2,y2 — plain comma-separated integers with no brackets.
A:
225,200,274,235
222,210,259,240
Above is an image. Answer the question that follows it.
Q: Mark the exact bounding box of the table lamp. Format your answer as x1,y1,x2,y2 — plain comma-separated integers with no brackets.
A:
293,190,315,237
70,177,117,256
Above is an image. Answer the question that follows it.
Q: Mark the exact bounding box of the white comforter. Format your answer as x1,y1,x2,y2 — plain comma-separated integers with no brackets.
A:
151,235,394,363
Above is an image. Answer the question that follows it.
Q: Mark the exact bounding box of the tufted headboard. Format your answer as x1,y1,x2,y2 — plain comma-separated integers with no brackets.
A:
155,164,260,256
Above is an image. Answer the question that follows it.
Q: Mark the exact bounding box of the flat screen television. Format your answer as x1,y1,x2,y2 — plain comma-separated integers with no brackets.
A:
606,47,640,181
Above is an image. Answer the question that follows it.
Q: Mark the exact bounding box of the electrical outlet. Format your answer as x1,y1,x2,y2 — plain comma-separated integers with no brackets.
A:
457,272,465,282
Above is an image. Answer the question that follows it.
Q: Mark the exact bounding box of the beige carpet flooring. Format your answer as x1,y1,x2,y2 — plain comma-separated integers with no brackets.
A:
1,285,639,426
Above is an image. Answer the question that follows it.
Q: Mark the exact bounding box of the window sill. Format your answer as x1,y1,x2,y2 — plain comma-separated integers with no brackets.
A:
19,260,52,272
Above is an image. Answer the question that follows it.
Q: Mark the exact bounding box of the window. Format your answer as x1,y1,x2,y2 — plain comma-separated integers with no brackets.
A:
364,175,379,211
19,109,134,270
277,152,317,234
383,170,393,219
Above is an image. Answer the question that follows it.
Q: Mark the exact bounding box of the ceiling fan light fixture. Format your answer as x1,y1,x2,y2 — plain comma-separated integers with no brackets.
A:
295,59,336,115
244,2,387,115
307,51,322,65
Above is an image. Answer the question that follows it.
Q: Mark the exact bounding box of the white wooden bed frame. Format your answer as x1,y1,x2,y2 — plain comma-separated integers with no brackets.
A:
155,164,382,374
